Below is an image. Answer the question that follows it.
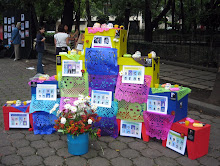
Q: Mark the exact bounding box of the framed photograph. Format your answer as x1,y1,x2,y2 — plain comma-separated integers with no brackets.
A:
62,60,83,77
166,130,187,155
4,17,7,24
11,17,15,23
36,84,57,101
57,56,61,65
20,31,25,38
9,112,29,128
147,95,168,114
8,18,11,24
122,65,145,84
12,24,15,31
91,90,112,108
4,32,7,39
120,120,142,139
21,14,25,21
21,40,25,47
7,33,11,38
8,26,11,32
4,25,7,32
92,36,112,48
21,23,24,30
25,30,29,37
25,21,29,28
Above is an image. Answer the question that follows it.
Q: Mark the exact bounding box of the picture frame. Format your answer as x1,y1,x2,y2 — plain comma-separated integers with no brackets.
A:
4,32,7,39
166,130,187,155
21,14,25,21
8,26,11,32
36,84,57,101
9,112,29,128
21,23,24,30
25,30,29,37
120,120,142,139
11,17,15,23
62,60,83,77
147,95,168,114
8,18,11,24
20,31,25,38
4,17,7,24
122,65,145,84
25,21,29,28
91,90,112,108
92,36,112,48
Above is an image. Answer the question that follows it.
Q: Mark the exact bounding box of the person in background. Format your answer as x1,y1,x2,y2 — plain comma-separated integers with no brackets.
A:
54,24,69,55
11,22,21,61
64,24,79,49
36,26,46,74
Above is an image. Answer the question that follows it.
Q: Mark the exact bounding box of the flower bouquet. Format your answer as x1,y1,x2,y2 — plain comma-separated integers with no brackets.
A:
53,95,101,155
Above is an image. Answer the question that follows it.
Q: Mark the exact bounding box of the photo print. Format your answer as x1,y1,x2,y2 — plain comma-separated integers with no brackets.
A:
120,120,142,139
62,60,83,77
36,84,57,101
92,36,112,48
9,112,29,128
147,95,168,114
166,130,187,155
122,65,145,84
91,90,112,108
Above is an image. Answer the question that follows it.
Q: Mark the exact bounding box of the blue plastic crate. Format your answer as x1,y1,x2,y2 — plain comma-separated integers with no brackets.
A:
149,89,188,122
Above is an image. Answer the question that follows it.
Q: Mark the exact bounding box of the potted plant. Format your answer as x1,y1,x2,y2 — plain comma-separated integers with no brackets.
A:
53,95,101,155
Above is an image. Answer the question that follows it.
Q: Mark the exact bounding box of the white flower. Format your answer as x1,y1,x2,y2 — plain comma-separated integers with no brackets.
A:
79,111,85,116
113,38,119,42
88,119,93,124
91,104,98,110
60,117,66,124
70,106,77,113
78,94,84,100
64,98,70,102
119,70,124,76
74,100,80,106
64,104,71,110
85,96,91,101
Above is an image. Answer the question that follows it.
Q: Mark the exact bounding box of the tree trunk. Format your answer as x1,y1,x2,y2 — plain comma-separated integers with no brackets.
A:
86,0,92,27
75,0,81,31
61,0,74,32
172,0,175,30
124,2,131,30
144,0,152,42
164,0,167,30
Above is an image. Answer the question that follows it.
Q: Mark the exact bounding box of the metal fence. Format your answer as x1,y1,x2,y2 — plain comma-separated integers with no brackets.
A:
127,32,220,68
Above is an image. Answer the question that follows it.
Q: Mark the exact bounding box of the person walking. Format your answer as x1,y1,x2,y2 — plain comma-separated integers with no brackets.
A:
11,22,21,61
54,24,69,55
36,26,46,74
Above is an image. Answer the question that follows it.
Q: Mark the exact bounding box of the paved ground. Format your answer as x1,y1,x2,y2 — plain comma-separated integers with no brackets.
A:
0,53,219,166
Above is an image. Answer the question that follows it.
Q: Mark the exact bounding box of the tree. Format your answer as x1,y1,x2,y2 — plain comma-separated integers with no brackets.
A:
144,0,172,41
75,0,81,31
61,0,75,32
85,0,92,27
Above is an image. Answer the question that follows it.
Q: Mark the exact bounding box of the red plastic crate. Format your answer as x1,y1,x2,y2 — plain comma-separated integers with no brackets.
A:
162,118,211,160
2,104,33,130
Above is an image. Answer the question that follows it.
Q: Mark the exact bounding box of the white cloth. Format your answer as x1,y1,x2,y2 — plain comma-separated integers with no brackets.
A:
54,33,68,47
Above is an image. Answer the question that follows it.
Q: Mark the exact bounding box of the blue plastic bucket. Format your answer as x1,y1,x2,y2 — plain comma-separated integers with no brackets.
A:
67,132,89,155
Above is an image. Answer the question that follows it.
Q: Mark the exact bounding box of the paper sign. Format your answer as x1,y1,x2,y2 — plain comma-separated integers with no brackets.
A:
21,40,25,47
36,84,57,101
91,90,112,108
8,18,11,24
7,33,11,38
11,17,15,23
92,36,112,48
20,31,24,38
166,130,187,155
4,25,7,31
21,23,24,30
4,32,7,39
4,17,7,24
147,95,168,114
62,60,82,77
25,21,29,28
21,14,25,21
25,30,29,37
8,26,11,32
120,120,142,139
9,112,29,128
122,65,145,84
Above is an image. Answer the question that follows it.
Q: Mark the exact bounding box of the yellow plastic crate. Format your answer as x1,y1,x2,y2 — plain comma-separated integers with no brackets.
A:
117,57,160,87
84,28,127,57
56,54,86,77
